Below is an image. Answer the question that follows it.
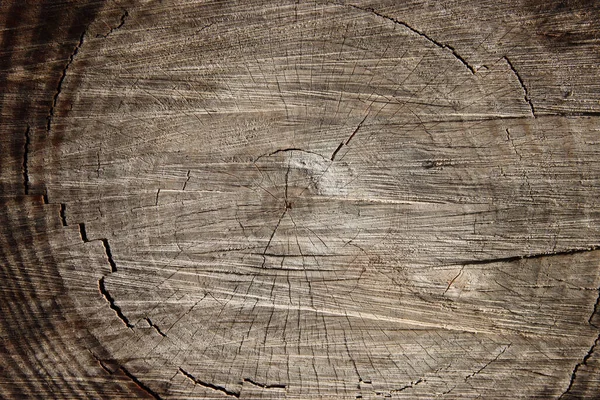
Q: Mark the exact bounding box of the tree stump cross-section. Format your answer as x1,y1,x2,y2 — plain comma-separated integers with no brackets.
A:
1,0,600,398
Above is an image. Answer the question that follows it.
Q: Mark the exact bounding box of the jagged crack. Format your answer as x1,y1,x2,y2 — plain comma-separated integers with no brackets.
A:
559,333,600,398
98,277,133,329
145,317,167,337
59,204,67,226
179,368,240,398
100,238,117,272
97,10,129,38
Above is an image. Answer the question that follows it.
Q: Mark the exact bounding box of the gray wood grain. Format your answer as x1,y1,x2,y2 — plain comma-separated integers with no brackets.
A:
1,0,600,398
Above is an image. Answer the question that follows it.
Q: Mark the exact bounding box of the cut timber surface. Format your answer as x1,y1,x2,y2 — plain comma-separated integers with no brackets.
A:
1,0,600,399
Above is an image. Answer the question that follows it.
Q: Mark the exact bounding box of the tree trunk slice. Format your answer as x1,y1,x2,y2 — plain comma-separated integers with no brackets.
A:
2,1,600,398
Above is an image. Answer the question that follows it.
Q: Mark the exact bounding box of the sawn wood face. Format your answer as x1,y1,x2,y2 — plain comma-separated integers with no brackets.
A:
1,0,600,398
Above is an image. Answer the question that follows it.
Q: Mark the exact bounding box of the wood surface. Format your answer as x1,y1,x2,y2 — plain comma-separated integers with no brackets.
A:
2,0,600,398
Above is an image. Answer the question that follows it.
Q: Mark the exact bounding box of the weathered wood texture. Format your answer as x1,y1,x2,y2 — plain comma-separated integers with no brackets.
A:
2,1,600,398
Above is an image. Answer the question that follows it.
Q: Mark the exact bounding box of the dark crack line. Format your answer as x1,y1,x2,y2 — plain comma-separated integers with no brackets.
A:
458,246,600,266
96,152,101,178
59,203,67,226
78,222,88,241
590,288,600,327
101,238,117,272
145,317,167,337
96,10,129,38
561,111,600,117
345,115,368,146
261,209,287,268
89,351,115,374
47,28,87,133
465,344,511,381
559,333,600,399
443,265,464,295
254,147,327,163
121,366,163,399
179,368,240,398
330,142,344,161
23,126,30,194
349,4,475,74
391,378,424,393
76,221,131,329
182,170,191,190
504,56,535,117
99,277,133,329
243,378,286,389
331,115,367,161
96,359,112,374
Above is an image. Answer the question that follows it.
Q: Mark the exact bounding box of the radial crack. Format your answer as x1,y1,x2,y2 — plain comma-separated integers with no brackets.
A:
349,5,476,74
330,142,344,161
331,115,367,161
89,351,115,374
590,289,600,327
145,317,167,337
182,170,191,190
504,56,535,117
465,344,511,381
99,238,117,272
120,366,163,399
443,265,464,295
559,333,600,399
78,223,89,242
179,368,240,398
59,204,68,226
261,209,287,268
98,277,133,329
97,10,129,38
155,189,161,206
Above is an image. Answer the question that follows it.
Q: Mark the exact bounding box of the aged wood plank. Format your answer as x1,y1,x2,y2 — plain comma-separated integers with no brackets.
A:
2,0,600,398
